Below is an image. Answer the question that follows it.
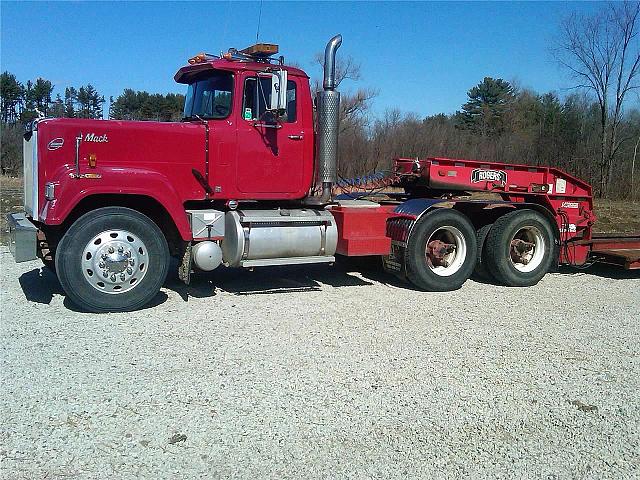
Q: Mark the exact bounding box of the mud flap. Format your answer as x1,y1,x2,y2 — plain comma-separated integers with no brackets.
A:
382,216,415,281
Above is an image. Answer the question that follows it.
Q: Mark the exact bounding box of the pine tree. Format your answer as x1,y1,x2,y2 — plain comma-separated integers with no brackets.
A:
30,78,54,116
64,87,77,118
0,71,24,124
109,89,184,121
458,77,515,136
50,94,65,118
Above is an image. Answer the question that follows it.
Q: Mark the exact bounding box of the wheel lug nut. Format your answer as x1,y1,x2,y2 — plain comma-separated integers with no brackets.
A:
98,261,105,268
118,246,124,253
126,267,133,275
103,271,109,278
120,273,126,281
108,247,114,254
101,253,107,260
126,251,131,258
110,274,116,282
129,258,135,266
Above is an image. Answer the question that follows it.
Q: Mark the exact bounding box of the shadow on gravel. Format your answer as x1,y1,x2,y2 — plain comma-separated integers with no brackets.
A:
30,256,631,310
18,266,169,313
556,263,640,280
18,267,64,304
61,291,170,313
467,262,639,287
163,257,382,302
17,260,382,310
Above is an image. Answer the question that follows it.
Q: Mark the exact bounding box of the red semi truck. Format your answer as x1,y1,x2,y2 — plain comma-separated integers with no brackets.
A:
8,35,640,312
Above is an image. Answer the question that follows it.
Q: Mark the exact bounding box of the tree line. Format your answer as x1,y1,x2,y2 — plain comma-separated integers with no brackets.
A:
338,81,639,200
0,73,185,175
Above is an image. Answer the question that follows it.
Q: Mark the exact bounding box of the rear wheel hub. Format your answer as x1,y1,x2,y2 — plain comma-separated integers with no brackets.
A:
424,226,467,276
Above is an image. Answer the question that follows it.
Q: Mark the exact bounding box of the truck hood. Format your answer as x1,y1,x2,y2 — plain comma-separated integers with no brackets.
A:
26,118,207,221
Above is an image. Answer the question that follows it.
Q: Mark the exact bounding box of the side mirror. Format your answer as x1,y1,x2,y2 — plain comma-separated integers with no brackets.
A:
269,69,288,115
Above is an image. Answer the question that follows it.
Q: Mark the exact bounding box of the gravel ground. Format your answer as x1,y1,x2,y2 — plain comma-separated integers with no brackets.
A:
1,246,639,479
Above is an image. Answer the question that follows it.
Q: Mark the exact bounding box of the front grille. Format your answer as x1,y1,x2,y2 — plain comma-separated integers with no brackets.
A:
23,129,38,220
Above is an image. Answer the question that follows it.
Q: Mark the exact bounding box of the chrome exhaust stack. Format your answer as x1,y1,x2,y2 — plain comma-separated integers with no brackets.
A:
323,34,343,91
312,34,342,204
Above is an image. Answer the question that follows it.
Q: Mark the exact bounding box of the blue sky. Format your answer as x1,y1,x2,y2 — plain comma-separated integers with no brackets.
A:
1,1,605,118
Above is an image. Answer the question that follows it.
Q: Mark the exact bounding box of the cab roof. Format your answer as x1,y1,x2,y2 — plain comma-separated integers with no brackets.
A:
174,58,309,84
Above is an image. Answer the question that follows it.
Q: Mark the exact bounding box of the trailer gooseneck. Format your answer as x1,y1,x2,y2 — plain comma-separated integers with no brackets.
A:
7,35,640,312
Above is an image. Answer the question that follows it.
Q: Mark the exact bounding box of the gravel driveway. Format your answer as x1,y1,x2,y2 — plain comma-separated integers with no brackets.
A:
1,246,639,479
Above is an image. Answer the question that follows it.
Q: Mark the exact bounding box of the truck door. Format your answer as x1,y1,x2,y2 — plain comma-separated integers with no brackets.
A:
236,74,306,196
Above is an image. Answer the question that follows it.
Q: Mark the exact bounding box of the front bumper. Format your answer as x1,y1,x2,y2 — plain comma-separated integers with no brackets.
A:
7,212,38,262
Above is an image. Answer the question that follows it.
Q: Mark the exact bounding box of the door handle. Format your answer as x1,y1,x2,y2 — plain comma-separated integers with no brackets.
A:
287,134,304,140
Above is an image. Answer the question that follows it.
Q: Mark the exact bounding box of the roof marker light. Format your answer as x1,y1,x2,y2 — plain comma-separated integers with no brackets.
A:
188,52,213,64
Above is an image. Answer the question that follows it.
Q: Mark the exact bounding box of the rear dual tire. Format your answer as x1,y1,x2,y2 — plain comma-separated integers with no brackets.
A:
405,209,477,291
473,223,495,282
483,210,555,287
404,208,556,291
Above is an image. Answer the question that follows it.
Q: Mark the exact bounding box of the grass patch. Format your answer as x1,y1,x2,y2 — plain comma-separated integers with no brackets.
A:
593,199,640,234
1,176,24,245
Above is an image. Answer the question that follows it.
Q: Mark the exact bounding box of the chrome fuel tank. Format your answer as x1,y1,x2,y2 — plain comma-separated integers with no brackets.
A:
221,209,338,268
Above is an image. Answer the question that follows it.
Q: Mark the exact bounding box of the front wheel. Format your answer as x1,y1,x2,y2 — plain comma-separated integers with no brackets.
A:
55,207,170,312
483,209,555,287
405,209,477,291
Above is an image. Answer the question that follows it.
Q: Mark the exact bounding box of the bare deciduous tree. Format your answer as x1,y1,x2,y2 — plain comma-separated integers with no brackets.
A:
555,1,640,197
313,53,363,87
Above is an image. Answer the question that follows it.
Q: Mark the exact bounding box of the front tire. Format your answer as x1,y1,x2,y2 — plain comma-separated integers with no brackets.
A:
405,209,477,291
483,209,555,287
55,207,170,312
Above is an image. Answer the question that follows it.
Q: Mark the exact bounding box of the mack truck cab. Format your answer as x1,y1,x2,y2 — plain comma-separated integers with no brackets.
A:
9,35,638,312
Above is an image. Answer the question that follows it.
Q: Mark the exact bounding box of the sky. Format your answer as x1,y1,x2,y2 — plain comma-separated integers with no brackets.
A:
1,1,607,118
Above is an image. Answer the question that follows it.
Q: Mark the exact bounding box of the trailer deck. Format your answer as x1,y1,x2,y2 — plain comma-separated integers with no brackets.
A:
330,157,640,270
570,234,640,269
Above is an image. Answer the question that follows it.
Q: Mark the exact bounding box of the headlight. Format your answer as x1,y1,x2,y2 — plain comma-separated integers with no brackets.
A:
45,182,56,200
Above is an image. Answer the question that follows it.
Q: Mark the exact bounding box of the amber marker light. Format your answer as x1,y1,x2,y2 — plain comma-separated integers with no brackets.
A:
88,153,97,168
188,52,208,64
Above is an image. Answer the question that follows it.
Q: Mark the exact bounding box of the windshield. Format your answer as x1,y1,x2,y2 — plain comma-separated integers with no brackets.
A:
183,71,233,120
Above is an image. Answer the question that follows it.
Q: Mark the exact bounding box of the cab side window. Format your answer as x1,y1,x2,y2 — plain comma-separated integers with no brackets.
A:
242,77,297,123
183,71,233,119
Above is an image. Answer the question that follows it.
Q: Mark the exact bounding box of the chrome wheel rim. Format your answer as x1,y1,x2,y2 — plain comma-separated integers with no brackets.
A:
510,226,545,272
82,229,148,294
425,226,467,277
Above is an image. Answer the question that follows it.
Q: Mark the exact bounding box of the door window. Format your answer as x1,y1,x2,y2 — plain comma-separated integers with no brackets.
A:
242,77,297,123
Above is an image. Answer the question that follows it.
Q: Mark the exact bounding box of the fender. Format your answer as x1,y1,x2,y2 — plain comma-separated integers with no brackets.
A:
383,198,446,276
393,198,446,221
41,166,195,240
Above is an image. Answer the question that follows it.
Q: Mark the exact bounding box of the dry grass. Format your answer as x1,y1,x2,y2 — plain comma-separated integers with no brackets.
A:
0,176,23,189
1,176,638,246
593,199,640,234
1,176,24,245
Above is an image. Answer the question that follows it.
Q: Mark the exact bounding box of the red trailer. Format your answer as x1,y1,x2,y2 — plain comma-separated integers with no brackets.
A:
7,35,640,312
